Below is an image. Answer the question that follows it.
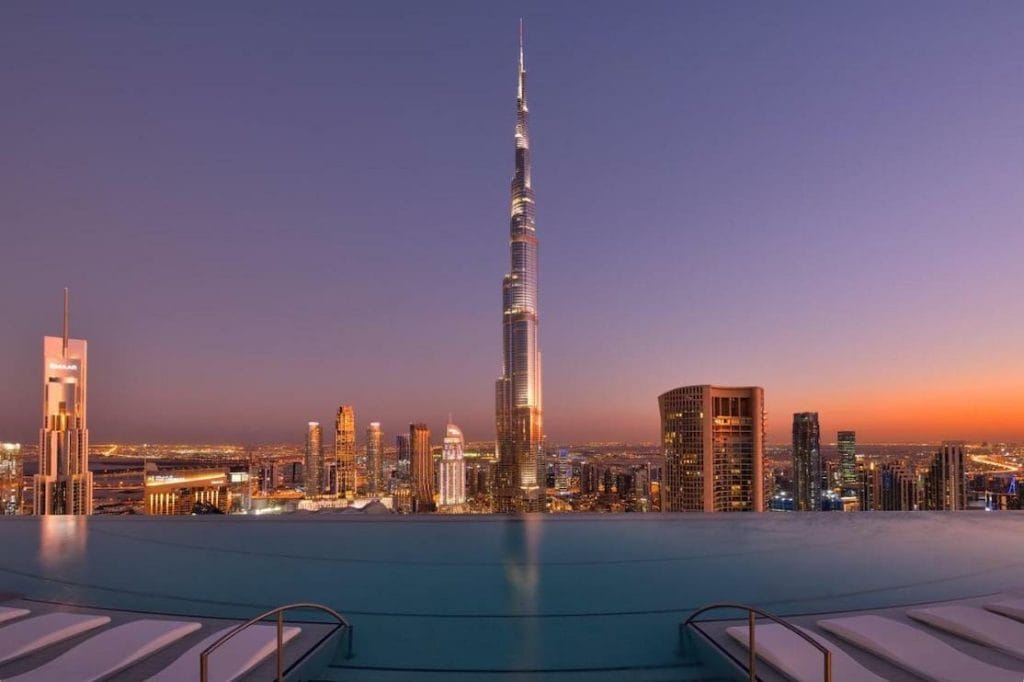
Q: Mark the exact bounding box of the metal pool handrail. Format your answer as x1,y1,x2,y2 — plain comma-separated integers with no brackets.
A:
199,602,353,682
681,602,831,682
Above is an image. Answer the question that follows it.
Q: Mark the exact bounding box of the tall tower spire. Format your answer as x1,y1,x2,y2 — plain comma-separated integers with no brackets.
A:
62,287,69,357
496,21,544,513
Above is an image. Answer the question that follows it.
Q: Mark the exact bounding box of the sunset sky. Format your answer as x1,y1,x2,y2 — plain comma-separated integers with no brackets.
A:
2,1,1022,445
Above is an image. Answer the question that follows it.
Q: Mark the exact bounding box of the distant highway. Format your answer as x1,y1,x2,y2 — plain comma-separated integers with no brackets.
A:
970,454,1020,473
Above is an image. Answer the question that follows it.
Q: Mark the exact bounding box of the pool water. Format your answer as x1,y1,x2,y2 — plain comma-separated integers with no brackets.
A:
2,513,1023,674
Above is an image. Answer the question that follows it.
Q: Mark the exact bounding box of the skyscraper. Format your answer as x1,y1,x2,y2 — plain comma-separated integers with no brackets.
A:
304,421,324,498
335,405,356,497
925,441,967,510
439,422,466,509
396,433,411,483
366,421,383,496
1,442,23,515
792,412,822,512
496,22,544,513
837,430,857,496
659,385,765,512
410,423,433,512
34,289,92,515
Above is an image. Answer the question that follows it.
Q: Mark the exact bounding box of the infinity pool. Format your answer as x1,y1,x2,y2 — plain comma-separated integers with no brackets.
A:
2,513,1023,675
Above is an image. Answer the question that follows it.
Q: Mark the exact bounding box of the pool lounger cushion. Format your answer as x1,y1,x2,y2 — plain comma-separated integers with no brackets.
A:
0,606,31,624
148,622,301,682
986,598,1024,623
8,619,202,682
818,613,1020,682
0,613,111,665
908,605,1024,661
726,622,886,682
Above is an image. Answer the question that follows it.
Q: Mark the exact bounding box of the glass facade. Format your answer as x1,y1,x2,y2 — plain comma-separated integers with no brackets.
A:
792,412,822,511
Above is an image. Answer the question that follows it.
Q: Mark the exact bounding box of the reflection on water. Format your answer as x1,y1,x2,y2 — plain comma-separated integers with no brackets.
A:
39,515,87,570
503,515,542,668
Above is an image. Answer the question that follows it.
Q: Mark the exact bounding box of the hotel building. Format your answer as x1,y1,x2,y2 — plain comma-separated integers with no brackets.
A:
34,290,92,515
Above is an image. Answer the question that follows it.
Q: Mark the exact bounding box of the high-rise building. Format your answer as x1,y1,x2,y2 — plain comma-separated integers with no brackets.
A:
495,23,544,514
792,412,822,512
439,422,466,509
837,430,857,496
396,433,411,483
304,421,324,497
924,441,967,510
34,289,92,515
366,421,383,496
410,423,433,512
659,385,765,512
1,443,23,515
858,460,917,511
334,406,356,497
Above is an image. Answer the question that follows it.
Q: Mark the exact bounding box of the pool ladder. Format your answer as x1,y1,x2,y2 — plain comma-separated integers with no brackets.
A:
199,602,353,682
680,602,831,682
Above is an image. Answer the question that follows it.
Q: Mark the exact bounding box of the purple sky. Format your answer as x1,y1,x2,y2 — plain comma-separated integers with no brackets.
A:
2,1,1023,445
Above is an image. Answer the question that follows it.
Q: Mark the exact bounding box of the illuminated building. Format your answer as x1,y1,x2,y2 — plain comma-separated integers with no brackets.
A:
924,441,967,510
837,430,857,496
496,23,544,513
335,406,356,497
792,412,822,512
1,443,23,515
366,421,383,495
659,385,765,512
396,433,411,484
304,421,324,497
872,461,918,511
439,422,466,509
34,289,92,515
410,423,433,512
144,465,230,515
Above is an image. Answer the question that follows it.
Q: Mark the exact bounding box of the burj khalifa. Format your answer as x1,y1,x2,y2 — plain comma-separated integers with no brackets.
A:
496,22,544,513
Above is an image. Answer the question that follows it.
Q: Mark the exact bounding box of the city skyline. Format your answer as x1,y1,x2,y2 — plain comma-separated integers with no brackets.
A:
3,3,1024,445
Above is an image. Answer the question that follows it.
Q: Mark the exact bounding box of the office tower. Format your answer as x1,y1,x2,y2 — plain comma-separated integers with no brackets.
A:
410,423,433,512
34,289,92,515
792,412,822,512
659,385,766,512
304,421,324,497
1,443,23,515
439,422,467,509
837,430,857,496
334,406,356,497
556,447,570,493
396,433,411,483
366,421,383,496
925,441,967,510
495,23,544,513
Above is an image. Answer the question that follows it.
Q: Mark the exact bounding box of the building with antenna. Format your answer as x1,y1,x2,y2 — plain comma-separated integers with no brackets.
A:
335,405,356,497
496,21,545,513
34,289,92,515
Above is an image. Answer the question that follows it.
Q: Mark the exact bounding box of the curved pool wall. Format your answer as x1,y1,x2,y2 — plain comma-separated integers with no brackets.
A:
2,513,1024,673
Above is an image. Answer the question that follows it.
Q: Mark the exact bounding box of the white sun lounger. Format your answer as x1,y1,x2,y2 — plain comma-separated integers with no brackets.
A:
147,623,301,682
0,613,111,665
909,605,1024,661
818,614,1021,682
8,619,202,682
0,606,31,624
986,598,1024,623
726,622,886,682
